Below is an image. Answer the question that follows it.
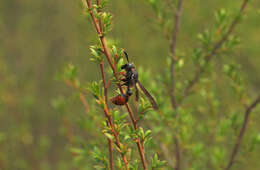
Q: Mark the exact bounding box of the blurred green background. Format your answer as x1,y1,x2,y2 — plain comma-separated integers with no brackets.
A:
0,0,260,170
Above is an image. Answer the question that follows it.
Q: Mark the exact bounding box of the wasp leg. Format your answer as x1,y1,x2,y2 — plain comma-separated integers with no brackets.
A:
117,71,126,76
119,78,126,85
122,82,129,87
120,78,127,81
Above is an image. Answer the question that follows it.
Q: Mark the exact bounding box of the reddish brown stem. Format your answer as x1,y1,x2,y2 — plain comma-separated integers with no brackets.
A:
108,137,114,170
85,0,148,169
100,62,108,103
96,0,102,33
224,94,260,170
100,62,127,169
100,62,114,170
85,1,129,169
181,0,249,104
103,107,129,170
65,77,117,169
63,117,74,145
125,104,147,170
105,120,114,170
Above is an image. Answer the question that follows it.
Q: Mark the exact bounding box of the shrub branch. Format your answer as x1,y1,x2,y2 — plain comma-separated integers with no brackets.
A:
100,62,114,170
224,94,260,170
170,0,183,110
169,1,184,170
84,0,148,169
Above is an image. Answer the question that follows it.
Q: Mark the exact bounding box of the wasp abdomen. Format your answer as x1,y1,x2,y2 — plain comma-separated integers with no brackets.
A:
110,90,133,106
110,94,128,105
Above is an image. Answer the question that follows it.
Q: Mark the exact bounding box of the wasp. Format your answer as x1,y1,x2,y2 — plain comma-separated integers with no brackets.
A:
110,51,158,110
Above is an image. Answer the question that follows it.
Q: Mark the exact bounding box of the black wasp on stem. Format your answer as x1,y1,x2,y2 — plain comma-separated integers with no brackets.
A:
110,51,159,110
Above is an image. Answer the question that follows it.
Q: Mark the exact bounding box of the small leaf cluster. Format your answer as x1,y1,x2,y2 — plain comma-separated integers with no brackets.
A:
63,63,78,81
223,63,247,102
145,0,175,40
87,81,105,107
90,45,104,63
151,154,167,169
86,1,113,36
92,147,109,169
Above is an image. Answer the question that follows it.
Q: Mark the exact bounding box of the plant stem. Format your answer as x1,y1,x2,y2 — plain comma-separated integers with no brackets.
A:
174,136,181,170
99,62,128,170
170,0,183,110
169,0,184,169
181,0,249,104
100,62,114,170
84,0,148,169
65,70,118,169
125,104,147,170
224,94,260,170
83,1,128,169
95,0,114,166
103,106,129,170
108,137,114,170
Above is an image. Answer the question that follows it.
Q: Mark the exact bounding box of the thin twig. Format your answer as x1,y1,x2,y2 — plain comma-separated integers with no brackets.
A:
100,62,125,170
169,1,184,170
103,106,129,170
101,70,130,168
174,136,181,170
65,78,116,169
84,0,148,169
100,62,108,103
79,93,90,113
68,5,127,165
100,62,114,170
224,94,260,170
96,0,102,32
125,103,148,170
170,0,183,109
62,116,78,160
108,137,114,170
181,0,249,104
105,120,114,170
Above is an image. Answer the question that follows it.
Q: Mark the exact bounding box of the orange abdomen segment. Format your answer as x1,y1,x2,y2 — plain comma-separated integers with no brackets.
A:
110,95,127,105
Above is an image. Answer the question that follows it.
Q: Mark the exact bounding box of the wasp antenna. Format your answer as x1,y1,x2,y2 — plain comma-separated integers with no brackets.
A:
123,51,129,63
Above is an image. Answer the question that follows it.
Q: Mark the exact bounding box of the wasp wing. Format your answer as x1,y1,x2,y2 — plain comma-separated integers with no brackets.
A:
137,80,158,110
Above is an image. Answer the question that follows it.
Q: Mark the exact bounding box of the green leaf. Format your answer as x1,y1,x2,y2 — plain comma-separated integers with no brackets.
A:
90,45,103,63
215,8,228,25
197,29,212,47
151,153,167,169
250,133,260,151
104,133,114,140
101,12,113,34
